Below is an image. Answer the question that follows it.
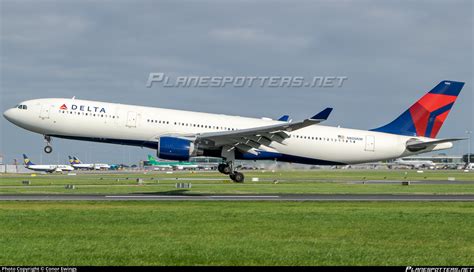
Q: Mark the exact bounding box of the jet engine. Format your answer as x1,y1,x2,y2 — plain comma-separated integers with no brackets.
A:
157,136,202,161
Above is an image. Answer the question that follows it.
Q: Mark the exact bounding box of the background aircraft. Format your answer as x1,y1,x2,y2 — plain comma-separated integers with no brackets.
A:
393,158,436,169
69,156,110,170
145,155,198,170
23,154,74,173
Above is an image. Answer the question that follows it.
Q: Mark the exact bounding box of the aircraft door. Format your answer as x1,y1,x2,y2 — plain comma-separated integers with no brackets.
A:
365,135,375,151
126,111,137,128
39,104,50,119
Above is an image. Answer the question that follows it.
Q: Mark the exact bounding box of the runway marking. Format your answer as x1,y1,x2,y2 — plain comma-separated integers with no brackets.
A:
209,196,280,198
105,195,280,198
105,195,187,198
1,194,473,201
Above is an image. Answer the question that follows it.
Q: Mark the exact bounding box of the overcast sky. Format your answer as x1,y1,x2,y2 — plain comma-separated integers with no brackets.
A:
1,0,472,164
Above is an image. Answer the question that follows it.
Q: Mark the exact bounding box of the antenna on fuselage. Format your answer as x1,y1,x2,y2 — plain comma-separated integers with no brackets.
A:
72,96,76,100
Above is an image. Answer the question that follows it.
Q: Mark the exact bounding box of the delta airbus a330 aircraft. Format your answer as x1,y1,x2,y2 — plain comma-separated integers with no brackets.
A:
3,80,465,182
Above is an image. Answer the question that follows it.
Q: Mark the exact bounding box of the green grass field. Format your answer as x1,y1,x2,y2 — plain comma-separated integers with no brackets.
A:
1,170,473,195
1,170,473,265
0,201,473,265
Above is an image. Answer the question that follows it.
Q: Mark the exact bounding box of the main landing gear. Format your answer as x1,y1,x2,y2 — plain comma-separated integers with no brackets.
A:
44,135,53,153
218,147,244,183
218,162,245,183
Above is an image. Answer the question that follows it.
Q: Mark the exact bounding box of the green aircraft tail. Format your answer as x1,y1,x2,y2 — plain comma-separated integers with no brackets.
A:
147,155,157,163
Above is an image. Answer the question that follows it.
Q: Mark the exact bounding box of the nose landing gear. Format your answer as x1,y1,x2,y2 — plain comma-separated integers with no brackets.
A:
44,135,53,153
44,146,53,153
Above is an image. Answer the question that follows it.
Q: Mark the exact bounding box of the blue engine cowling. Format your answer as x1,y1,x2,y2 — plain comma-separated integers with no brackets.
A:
157,136,196,161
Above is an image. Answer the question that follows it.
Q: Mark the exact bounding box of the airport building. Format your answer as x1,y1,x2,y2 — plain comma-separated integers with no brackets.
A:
401,154,464,164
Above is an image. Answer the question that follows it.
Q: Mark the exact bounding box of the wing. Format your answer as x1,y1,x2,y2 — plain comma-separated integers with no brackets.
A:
195,108,332,155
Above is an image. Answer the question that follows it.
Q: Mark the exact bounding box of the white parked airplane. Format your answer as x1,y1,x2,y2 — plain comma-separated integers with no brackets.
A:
23,154,74,173
68,156,110,170
4,81,465,182
393,158,436,169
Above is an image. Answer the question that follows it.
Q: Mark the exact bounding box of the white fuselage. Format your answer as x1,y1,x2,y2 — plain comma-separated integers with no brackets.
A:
70,163,95,170
4,98,453,165
72,163,110,170
394,159,436,169
26,164,74,172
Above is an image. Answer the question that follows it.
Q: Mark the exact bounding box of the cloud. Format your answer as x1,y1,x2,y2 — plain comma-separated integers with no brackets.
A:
0,0,472,163
209,27,310,49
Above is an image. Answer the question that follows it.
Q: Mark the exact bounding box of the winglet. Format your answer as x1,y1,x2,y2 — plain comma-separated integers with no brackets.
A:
278,115,290,122
311,108,333,120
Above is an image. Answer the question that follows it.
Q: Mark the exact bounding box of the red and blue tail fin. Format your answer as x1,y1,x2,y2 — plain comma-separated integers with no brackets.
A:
371,80,464,138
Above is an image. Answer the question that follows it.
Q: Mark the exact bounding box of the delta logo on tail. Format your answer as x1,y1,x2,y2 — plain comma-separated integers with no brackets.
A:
372,80,464,138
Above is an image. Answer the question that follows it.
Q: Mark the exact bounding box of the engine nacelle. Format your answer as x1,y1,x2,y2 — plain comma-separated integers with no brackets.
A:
157,136,200,161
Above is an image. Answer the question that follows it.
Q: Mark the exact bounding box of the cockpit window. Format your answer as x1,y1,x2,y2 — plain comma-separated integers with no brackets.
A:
16,105,27,110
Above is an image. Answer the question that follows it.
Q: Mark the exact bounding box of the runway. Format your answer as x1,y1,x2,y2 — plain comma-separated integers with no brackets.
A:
1,194,474,201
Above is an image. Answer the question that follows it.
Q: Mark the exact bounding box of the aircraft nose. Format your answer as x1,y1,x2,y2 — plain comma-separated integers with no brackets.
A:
3,108,14,122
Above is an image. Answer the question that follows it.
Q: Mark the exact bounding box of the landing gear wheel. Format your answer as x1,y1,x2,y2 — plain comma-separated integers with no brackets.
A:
43,135,52,154
44,146,53,154
218,163,231,174
222,165,231,175
230,171,244,183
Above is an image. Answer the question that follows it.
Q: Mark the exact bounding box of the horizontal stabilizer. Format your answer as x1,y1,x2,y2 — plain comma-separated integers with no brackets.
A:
406,138,465,152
